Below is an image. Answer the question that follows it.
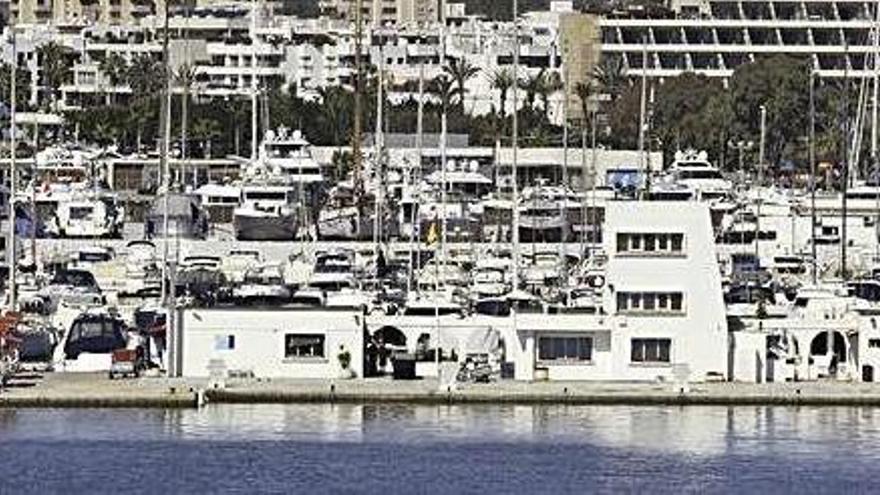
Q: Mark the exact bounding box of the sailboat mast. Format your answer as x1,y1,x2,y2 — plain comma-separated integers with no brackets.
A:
872,2,880,259
352,0,363,192
511,0,520,293
809,69,818,284
160,1,171,308
250,0,258,160
439,23,448,284
374,42,384,263
410,47,425,295
842,46,850,280
7,27,16,311
637,35,648,199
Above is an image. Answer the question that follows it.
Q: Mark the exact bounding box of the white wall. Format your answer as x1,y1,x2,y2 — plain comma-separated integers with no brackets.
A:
604,202,729,381
180,308,364,379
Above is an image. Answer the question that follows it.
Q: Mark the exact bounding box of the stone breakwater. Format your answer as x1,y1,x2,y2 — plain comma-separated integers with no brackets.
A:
4,373,880,408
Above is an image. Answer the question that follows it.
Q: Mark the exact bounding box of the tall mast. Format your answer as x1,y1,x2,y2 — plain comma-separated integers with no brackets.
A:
842,46,850,280
182,0,191,186
439,22,448,284
160,0,171,309
352,0,363,192
374,41,384,264
559,63,569,284
511,0,520,292
872,2,880,260
410,42,425,295
756,105,766,268
250,0,259,160
7,27,16,311
809,69,818,284
637,35,648,198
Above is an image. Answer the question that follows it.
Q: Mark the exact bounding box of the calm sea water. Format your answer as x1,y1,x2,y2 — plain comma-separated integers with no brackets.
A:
0,404,877,494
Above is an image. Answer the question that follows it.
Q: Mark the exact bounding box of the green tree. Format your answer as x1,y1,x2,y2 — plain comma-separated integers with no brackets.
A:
538,70,563,120
489,67,515,118
728,54,811,168
443,57,480,114
98,53,128,105
37,42,74,110
652,72,726,158
593,55,627,101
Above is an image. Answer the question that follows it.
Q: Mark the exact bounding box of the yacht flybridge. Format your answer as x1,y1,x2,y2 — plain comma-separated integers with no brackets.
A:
232,129,318,241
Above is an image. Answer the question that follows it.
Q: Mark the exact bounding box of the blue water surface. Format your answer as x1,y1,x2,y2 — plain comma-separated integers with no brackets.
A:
0,404,877,494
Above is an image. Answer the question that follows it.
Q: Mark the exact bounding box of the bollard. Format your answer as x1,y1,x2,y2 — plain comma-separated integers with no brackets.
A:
329,383,336,403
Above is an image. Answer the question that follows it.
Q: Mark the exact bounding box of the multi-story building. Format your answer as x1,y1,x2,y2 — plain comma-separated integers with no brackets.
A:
600,0,880,79
319,0,444,25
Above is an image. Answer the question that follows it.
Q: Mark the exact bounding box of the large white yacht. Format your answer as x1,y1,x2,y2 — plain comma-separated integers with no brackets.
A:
233,184,299,241
656,150,733,202
232,129,322,241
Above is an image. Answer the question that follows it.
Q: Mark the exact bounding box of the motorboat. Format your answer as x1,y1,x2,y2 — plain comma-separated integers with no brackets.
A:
233,185,299,241
53,309,134,372
232,264,292,305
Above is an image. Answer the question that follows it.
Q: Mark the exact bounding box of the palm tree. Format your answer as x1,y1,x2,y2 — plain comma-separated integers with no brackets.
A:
593,55,627,101
488,67,515,118
574,79,595,126
538,70,563,120
126,55,164,152
126,54,164,101
36,42,73,110
318,86,351,147
98,53,128,105
429,74,456,113
520,68,545,110
443,57,480,113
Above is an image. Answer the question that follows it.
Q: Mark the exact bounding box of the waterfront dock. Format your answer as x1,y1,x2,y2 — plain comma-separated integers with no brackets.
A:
7,373,880,408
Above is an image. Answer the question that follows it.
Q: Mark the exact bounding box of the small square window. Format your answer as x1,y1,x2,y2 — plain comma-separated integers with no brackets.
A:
630,293,642,308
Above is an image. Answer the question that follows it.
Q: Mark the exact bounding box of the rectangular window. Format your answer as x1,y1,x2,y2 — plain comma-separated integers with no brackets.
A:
616,233,629,253
215,335,235,351
617,233,685,255
671,234,683,252
538,337,593,362
657,293,669,310
870,339,880,349
617,292,627,311
285,333,325,358
617,292,685,315
631,338,671,364
671,293,683,311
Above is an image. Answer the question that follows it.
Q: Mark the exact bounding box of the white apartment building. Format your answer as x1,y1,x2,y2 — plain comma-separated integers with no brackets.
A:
511,201,729,381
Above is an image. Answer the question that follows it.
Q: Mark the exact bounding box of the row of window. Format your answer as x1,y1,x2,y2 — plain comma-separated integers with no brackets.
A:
616,292,685,315
215,333,327,359
538,337,672,364
616,233,685,255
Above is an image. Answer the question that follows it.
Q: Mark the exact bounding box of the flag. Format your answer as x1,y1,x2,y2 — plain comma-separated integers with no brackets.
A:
426,218,439,245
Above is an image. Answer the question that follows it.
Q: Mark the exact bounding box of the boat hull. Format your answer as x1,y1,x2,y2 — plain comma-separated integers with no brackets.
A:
234,213,298,241
318,209,374,240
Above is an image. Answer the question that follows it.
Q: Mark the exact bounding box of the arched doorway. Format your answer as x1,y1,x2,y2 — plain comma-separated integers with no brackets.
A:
370,326,407,376
810,331,847,362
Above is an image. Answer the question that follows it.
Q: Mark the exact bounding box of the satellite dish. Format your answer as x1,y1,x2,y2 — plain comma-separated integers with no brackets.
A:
469,160,478,172
446,159,457,172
